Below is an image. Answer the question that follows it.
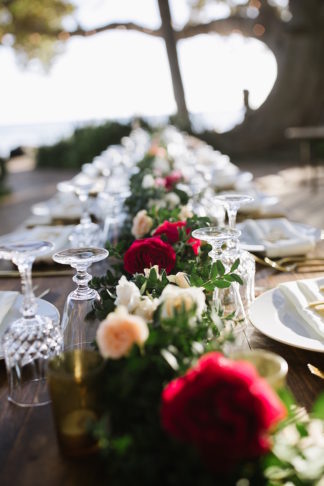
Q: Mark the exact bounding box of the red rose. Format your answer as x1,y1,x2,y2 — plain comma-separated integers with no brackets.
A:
124,237,176,274
161,352,286,471
165,170,183,190
153,221,200,255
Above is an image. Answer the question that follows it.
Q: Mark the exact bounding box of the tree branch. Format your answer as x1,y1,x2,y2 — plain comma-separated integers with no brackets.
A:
176,16,258,40
63,21,162,39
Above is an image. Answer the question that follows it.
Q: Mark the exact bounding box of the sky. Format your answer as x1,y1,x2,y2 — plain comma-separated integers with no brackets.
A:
0,0,277,132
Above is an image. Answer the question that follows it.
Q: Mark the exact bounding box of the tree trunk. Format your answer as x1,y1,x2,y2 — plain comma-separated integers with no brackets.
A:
199,0,324,155
157,0,190,129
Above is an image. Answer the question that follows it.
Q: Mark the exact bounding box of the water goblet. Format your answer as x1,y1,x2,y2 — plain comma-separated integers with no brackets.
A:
58,175,102,248
0,240,62,407
191,227,246,322
216,193,256,308
52,248,108,351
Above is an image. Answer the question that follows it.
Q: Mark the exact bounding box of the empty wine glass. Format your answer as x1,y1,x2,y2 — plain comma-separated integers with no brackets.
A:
0,240,62,407
52,248,108,351
58,175,102,248
216,193,256,309
192,227,246,322
216,193,254,228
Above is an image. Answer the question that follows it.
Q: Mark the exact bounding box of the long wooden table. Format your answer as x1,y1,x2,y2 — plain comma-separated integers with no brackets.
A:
0,262,324,485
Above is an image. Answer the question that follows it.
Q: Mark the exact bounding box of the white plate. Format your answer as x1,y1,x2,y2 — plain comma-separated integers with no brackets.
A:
249,288,324,352
238,220,322,253
0,295,60,359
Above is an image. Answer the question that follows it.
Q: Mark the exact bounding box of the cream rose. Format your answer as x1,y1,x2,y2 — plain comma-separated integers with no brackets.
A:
159,285,206,320
96,306,149,359
115,275,141,312
167,272,190,288
131,209,153,239
134,296,159,321
179,205,193,221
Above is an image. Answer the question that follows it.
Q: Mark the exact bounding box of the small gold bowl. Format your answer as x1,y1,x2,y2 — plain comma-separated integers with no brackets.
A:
230,349,288,389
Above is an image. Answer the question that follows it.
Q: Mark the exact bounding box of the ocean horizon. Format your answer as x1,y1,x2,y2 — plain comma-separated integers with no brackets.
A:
0,110,244,158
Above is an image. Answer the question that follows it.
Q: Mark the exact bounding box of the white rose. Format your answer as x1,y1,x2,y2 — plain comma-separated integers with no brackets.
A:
167,272,190,288
142,174,155,189
153,156,170,174
134,296,159,321
97,306,148,359
179,205,193,221
131,209,153,239
165,192,180,209
159,284,206,320
115,276,141,312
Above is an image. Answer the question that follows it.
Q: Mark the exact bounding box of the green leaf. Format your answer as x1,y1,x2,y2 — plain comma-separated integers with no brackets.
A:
216,260,225,276
213,280,231,289
277,387,296,414
230,258,240,272
210,262,218,279
230,273,244,285
312,392,324,419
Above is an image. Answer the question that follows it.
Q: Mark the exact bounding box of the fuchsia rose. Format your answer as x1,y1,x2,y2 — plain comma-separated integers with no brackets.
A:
161,352,286,472
165,170,183,190
153,221,200,255
124,237,176,275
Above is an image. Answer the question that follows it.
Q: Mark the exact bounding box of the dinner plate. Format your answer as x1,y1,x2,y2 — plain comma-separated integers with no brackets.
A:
0,296,60,359
249,288,324,352
238,220,322,253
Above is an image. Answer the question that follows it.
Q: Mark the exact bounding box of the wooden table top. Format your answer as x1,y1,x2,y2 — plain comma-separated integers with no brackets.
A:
0,262,324,485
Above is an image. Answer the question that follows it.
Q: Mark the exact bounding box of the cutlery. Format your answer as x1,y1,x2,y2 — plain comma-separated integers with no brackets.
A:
36,288,50,299
307,363,324,380
253,254,324,272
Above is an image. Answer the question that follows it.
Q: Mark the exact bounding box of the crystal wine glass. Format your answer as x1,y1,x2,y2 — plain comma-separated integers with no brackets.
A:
0,240,62,407
58,175,102,248
216,193,254,228
216,193,256,309
191,227,246,322
52,248,108,350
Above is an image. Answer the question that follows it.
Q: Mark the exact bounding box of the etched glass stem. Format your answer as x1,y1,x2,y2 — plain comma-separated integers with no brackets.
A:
227,207,237,229
16,257,37,319
72,264,96,300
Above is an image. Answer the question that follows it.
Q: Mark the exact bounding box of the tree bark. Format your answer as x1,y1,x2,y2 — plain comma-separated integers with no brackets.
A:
157,0,190,129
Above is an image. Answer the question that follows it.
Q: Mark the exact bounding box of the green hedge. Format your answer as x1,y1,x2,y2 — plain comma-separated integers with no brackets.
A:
36,120,132,169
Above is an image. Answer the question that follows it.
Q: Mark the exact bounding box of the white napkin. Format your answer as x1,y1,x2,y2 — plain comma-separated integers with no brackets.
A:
0,291,19,328
244,218,316,257
279,278,324,338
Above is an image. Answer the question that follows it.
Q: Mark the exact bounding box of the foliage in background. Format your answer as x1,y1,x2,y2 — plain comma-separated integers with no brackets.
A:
36,120,132,169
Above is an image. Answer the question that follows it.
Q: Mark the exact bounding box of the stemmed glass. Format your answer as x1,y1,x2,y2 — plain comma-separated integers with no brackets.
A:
215,193,256,309
0,240,62,407
192,227,246,322
52,248,108,350
216,194,254,229
58,175,102,248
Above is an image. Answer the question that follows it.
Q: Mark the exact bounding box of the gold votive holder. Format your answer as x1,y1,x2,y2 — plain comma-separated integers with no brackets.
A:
47,350,105,457
230,349,288,389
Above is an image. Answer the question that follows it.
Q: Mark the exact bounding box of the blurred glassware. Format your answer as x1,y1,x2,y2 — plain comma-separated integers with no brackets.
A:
52,248,108,351
0,240,62,407
47,349,105,456
192,227,246,323
58,175,102,248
